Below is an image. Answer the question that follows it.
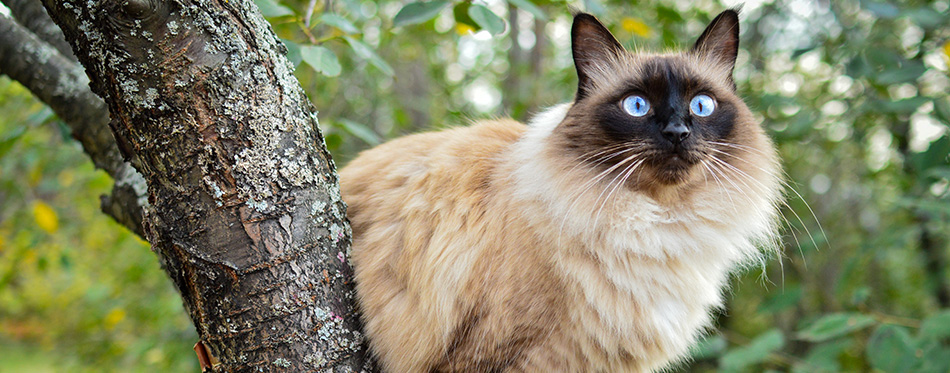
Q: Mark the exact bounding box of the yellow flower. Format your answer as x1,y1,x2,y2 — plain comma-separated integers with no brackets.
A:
32,201,59,234
23,249,36,264
146,347,165,364
58,170,75,187
29,165,43,187
104,308,126,330
456,23,475,36
943,40,950,63
621,17,651,37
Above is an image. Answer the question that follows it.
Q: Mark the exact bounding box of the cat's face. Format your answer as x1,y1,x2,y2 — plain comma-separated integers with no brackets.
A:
552,11,773,194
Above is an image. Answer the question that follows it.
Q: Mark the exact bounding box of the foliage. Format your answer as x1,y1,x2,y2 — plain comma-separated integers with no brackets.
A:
0,77,197,370
1,0,949,370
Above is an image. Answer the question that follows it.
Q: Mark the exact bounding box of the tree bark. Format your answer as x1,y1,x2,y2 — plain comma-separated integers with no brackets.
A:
35,0,369,371
502,3,521,114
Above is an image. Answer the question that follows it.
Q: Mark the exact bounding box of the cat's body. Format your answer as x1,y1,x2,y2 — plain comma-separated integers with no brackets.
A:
340,10,782,372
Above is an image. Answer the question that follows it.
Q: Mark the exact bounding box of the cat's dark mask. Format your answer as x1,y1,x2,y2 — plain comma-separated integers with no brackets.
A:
555,10,754,188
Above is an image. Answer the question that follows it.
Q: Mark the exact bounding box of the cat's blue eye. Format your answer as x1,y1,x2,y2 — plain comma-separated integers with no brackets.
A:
622,95,650,117
690,94,716,117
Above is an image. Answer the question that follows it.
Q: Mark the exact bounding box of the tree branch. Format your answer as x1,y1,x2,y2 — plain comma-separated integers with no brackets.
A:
0,12,146,235
1,0,76,60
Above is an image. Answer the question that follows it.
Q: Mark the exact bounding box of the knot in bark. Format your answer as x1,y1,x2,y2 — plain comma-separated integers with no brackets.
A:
105,0,168,30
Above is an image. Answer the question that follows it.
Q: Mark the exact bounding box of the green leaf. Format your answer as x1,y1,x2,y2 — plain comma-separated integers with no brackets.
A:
879,96,930,114
453,2,478,31
796,313,877,342
343,36,394,76
0,125,27,160
55,120,71,141
863,1,899,19
655,5,683,23
26,106,55,126
280,39,302,67
915,339,950,373
468,4,505,35
318,14,359,34
850,286,871,306
875,61,926,85
927,167,950,180
933,97,950,125
866,324,916,372
689,334,727,359
920,310,950,340
300,45,341,77
792,339,852,373
905,7,948,29
254,0,294,18
865,48,901,71
508,0,547,20
338,119,381,145
393,1,451,27
913,136,950,174
324,132,343,151
759,285,803,313
846,56,871,78
720,329,785,371
791,45,818,59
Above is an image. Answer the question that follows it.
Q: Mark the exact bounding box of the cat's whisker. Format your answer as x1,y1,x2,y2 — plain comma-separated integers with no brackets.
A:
709,142,820,245
707,146,828,253
705,154,753,205
556,147,646,245
772,180,827,251
573,150,644,226
712,153,790,286
705,158,746,217
708,163,795,250
566,147,646,206
591,157,646,230
571,146,647,190
700,159,738,208
604,158,647,220
700,160,740,217
705,154,788,241
706,153,769,197
566,149,638,200
706,155,809,264
707,146,784,182
709,140,778,160
709,142,790,181
566,144,638,175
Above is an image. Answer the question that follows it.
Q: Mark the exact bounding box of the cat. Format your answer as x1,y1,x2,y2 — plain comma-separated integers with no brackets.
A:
339,9,782,372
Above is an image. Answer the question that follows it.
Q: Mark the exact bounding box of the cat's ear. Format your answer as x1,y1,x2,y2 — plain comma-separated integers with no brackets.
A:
691,9,740,88
572,13,625,101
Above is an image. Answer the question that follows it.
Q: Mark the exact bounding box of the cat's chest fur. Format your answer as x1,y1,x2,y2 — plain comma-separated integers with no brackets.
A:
542,206,749,371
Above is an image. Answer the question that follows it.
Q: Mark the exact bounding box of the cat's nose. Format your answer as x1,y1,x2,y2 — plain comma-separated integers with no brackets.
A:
662,121,690,144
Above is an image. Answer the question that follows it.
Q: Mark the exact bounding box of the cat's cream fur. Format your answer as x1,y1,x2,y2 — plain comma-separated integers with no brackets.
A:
340,10,781,372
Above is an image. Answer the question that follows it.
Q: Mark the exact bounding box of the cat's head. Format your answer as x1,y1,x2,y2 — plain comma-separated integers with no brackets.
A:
551,10,777,198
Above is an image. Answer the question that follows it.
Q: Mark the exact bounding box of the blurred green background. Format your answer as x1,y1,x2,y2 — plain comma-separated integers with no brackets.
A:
1,0,948,371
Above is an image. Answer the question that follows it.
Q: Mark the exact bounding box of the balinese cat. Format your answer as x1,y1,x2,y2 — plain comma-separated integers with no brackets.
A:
340,9,781,372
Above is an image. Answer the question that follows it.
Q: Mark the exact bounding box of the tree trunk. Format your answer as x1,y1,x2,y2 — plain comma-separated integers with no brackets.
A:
33,0,370,370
